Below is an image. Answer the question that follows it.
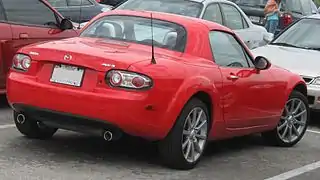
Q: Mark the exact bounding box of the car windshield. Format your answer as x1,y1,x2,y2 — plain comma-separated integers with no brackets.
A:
116,0,203,18
234,0,268,7
80,15,187,52
271,18,320,50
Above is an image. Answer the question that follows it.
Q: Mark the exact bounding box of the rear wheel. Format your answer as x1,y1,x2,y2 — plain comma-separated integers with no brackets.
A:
14,111,57,139
158,98,210,170
262,90,309,147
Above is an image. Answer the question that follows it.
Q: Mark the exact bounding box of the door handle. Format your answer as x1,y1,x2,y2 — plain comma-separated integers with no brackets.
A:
227,74,239,80
19,33,29,39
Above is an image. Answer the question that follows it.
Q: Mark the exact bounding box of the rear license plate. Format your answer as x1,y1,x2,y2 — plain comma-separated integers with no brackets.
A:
50,64,84,87
249,16,260,23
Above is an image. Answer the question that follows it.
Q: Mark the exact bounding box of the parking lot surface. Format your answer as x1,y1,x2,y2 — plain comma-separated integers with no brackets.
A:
0,96,319,180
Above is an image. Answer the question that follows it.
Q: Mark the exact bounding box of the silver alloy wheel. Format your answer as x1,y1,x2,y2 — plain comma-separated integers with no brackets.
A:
181,107,208,163
277,98,307,143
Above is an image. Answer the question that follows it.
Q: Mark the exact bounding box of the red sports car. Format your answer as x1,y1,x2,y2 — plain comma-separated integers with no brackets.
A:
6,10,309,170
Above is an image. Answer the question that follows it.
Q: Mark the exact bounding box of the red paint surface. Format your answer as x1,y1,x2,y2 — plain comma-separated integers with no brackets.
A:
6,10,306,141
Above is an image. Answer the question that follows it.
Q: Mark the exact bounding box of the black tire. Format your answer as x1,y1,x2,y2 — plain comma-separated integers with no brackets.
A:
158,98,210,170
262,90,309,147
14,111,58,140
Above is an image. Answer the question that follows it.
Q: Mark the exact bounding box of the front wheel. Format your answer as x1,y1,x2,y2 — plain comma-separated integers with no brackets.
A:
262,90,309,147
158,98,210,170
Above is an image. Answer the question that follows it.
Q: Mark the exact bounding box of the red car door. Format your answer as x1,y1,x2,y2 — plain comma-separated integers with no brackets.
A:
209,31,277,128
1,0,78,91
0,3,12,92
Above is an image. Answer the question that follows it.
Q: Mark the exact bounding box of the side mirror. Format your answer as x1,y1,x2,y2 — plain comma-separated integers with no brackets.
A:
60,19,73,30
254,56,271,70
263,33,274,43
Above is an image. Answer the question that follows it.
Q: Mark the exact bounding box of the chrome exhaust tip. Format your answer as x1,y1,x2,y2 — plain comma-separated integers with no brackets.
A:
16,114,26,124
103,131,113,141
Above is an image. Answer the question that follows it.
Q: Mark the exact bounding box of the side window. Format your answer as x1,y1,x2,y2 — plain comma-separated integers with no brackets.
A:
47,0,68,7
209,31,252,68
202,3,223,25
2,0,58,27
68,0,93,6
221,4,243,30
0,3,5,21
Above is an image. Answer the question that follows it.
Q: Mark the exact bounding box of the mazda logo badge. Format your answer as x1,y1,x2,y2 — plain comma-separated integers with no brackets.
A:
63,54,72,61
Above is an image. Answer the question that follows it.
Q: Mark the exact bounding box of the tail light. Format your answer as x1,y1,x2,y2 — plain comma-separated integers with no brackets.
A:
12,54,32,71
282,13,293,28
106,70,153,89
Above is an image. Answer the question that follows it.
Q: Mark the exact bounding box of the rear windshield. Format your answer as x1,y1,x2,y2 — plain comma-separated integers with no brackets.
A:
116,0,203,18
80,15,187,52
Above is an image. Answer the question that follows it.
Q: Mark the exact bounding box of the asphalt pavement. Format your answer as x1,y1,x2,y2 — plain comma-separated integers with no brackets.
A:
0,96,319,180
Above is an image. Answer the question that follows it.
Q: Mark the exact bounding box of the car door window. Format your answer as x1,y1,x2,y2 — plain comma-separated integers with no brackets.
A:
221,4,244,30
47,0,68,7
202,3,223,25
68,0,93,6
2,0,58,27
209,31,253,68
0,3,5,21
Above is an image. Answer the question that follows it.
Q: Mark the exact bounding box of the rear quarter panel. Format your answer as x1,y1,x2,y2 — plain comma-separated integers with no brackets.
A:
128,56,224,140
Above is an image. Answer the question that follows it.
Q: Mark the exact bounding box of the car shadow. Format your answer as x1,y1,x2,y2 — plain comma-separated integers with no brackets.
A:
7,131,267,170
310,111,320,127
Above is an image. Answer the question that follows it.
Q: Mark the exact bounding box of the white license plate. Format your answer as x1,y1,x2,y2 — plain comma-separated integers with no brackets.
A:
249,16,260,23
50,64,84,87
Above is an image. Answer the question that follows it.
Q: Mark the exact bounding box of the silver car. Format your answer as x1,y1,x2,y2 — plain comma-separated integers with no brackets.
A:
252,14,320,110
116,0,273,49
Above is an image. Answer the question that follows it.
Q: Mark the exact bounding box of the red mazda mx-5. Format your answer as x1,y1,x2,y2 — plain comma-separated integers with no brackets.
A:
6,10,309,170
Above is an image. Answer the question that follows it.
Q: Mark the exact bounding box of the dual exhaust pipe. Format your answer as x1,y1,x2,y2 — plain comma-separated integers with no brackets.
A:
16,113,115,142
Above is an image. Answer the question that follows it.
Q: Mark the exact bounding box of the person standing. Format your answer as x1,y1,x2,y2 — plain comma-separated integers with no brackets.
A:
264,0,281,34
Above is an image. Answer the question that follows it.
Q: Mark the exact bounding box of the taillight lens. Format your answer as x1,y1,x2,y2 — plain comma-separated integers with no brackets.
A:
283,13,293,27
12,54,31,71
106,70,153,89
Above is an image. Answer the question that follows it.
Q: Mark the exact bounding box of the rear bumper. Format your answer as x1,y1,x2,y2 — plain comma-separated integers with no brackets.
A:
7,71,173,140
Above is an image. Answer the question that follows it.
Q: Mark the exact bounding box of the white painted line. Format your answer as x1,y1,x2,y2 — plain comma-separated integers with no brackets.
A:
307,129,320,134
0,124,15,129
264,161,320,180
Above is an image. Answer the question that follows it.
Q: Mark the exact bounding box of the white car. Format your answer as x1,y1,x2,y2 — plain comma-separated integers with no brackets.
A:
252,15,320,110
116,0,273,49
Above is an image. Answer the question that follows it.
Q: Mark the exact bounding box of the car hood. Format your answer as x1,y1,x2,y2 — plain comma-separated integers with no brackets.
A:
21,37,157,72
252,45,320,77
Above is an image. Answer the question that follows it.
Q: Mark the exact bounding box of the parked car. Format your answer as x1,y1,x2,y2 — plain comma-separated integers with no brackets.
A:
116,0,273,49
0,0,79,94
234,0,318,32
7,9,309,170
46,0,113,23
252,15,320,111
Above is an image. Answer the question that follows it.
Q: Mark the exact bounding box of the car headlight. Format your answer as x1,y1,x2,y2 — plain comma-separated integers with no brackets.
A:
312,78,320,85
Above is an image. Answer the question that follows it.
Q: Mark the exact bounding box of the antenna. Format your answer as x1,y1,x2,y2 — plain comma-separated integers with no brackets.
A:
77,0,83,29
150,13,156,64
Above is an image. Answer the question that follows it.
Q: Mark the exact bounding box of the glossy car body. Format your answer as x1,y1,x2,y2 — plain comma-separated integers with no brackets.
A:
252,15,320,110
7,10,308,169
0,0,78,94
46,0,113,23
116,0,273,49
